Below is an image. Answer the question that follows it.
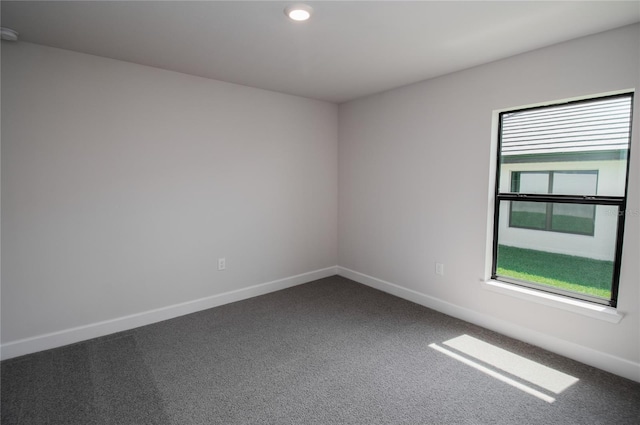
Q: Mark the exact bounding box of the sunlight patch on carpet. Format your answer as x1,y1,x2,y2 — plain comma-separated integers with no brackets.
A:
430,334,579,404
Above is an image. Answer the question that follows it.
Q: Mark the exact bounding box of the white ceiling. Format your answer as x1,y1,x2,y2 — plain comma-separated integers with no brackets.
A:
2,1,639,103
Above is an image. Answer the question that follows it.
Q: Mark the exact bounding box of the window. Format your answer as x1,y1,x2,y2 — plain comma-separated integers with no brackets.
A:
492,93,633,307
509,170,597,235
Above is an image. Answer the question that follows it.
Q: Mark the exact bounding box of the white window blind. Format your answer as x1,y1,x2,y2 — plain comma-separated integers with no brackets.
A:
501,96,632,157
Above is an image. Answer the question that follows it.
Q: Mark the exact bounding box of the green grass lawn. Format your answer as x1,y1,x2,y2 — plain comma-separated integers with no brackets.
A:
496,245,613,299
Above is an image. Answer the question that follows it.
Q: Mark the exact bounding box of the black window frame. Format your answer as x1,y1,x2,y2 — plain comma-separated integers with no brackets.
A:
491,92,634,308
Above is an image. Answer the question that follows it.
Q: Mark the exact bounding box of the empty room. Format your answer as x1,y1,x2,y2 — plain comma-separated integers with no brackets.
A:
1,1,639,424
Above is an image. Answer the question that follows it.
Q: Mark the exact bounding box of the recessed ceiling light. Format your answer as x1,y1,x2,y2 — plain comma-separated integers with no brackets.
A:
0,27,19,42
284,4,313,22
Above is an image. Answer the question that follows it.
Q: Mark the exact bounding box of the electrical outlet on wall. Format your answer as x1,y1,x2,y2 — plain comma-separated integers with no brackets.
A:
218,257,226,271
435,262,444,276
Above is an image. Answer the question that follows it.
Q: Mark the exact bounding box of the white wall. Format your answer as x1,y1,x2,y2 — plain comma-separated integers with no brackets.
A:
338,25,640,377
1,42,338,347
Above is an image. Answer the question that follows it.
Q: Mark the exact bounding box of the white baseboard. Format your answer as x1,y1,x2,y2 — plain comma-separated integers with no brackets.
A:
1,266,338,361
336,266,640,383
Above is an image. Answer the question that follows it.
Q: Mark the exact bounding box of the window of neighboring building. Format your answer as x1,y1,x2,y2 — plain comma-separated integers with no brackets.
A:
509,170,598,235
492,93,633,307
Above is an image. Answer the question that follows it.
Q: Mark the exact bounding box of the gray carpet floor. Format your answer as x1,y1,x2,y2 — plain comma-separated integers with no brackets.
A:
2,275,639,424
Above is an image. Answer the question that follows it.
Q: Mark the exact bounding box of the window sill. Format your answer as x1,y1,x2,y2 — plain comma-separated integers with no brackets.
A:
481,280,624,324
